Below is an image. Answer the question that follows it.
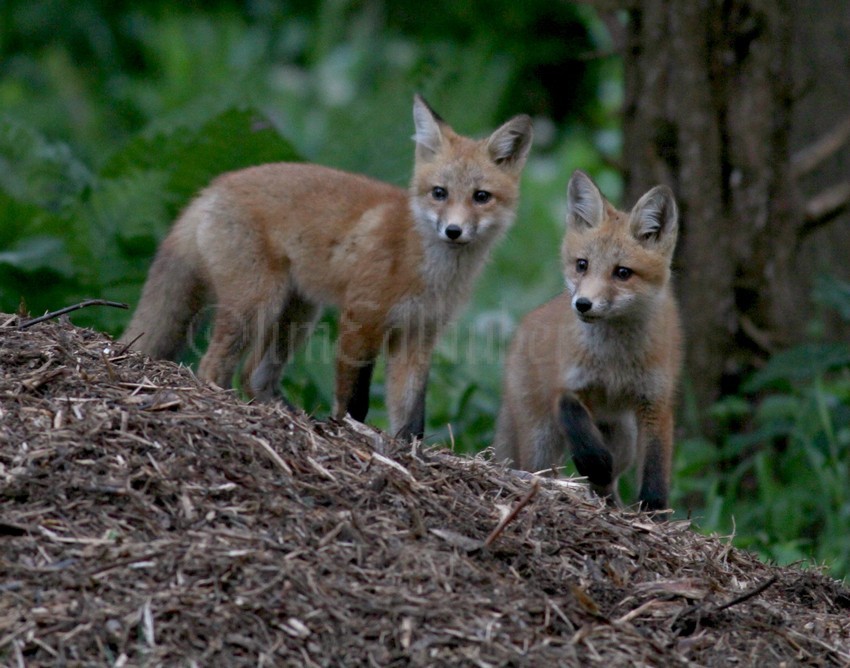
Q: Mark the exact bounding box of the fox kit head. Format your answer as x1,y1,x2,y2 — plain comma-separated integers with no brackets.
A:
409,95,533,248
562,170,678,323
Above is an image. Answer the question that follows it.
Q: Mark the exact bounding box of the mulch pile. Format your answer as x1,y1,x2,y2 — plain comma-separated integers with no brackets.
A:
1,312,849,666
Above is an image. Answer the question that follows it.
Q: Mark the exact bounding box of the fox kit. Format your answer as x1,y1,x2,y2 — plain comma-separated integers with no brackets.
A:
121,95,533,441
493,170,681,511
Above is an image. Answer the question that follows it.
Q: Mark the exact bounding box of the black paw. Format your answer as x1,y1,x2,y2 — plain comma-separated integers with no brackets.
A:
394,422,424,443
638,494,669,518
572,447,613,486
276,393,298,411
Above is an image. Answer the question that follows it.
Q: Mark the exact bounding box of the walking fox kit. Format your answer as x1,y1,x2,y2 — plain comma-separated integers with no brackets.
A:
494,171,681,511
121,95,533,440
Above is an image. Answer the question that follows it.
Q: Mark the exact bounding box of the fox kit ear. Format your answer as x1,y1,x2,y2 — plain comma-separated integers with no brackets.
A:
486,115,533,173
629,185,679,253
566,170,605,230
413,94,446,161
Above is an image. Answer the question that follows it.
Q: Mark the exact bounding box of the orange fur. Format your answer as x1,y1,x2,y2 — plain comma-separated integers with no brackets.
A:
121,95,533,440
493,170,682,511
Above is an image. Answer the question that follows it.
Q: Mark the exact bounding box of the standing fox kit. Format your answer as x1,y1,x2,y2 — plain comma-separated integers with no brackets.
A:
494,171,681,511
121,95,533,440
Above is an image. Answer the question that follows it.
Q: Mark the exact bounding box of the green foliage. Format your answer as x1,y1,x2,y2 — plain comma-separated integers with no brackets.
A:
813,273,850,322
743,343,850,390
102,109,300,197
0,107,300,332
675,275,850,581
0,117,92,211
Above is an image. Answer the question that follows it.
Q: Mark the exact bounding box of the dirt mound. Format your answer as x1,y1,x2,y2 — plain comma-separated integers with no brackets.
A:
1,313,849,666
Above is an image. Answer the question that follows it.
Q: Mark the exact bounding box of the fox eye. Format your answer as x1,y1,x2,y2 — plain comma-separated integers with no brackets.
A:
431,186,448,201
576,259,588,273
615,266,633,280
473,190,491,204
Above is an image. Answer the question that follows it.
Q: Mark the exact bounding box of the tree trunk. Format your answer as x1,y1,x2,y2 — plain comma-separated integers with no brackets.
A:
618,1,800,412
789,0,850,339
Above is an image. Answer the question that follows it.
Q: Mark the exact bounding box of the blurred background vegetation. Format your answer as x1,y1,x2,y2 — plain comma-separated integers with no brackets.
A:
1,0,848,581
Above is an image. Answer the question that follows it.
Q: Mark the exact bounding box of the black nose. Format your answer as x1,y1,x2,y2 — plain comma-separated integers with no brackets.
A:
575,297,592,314
445,225,462,240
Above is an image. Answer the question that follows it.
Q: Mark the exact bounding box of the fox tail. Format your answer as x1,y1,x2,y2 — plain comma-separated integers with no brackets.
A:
119,229,205,360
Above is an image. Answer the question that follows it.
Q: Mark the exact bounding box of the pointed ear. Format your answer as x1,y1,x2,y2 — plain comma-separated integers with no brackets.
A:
412,94,445,161
487,114,533,173
629,185,678,253
566,170,605,230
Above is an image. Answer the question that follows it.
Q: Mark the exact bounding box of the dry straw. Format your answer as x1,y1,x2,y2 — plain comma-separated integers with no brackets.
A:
1,314,849,665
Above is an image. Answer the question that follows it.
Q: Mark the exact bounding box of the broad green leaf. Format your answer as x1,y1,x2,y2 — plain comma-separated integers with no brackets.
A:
754,394,802,425
0,235,74,277
85,170,174,254
102,107,302,206
0,116,92,212
813,274,850,322
708,395,751,423
167,108,302,199
743,343,850,392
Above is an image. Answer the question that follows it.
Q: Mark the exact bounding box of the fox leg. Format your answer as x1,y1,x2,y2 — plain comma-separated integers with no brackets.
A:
556,393,616,502
385,329,434,441
198,275,288,390
492,403,519,466
332,311,383,425
346,359,375,423
593,414,637,508
242,292,321,402
596,413,638,477
528,419,568,475
197,304,251,388
635,404,674,512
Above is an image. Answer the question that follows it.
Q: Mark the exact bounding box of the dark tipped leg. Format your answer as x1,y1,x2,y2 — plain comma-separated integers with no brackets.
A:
394,380,426,443
346,360,375,423
557,393,613,487
638,435,669,513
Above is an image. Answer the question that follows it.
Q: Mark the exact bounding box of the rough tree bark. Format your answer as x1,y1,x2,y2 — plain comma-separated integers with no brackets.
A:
591,0,850,416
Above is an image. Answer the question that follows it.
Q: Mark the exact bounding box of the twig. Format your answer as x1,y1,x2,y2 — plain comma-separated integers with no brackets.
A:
248,435,293,476
672,575,777,636
738,314,779,354
484,478,540,548
712,575,777,613
801,180,850,235
371,452,418,486
116,331,144,356
141,599,156,648
85,551,165,577
306,455,337,482
101,351,117,382
791,115,850,178
18,300,128,329
614,598,665,625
